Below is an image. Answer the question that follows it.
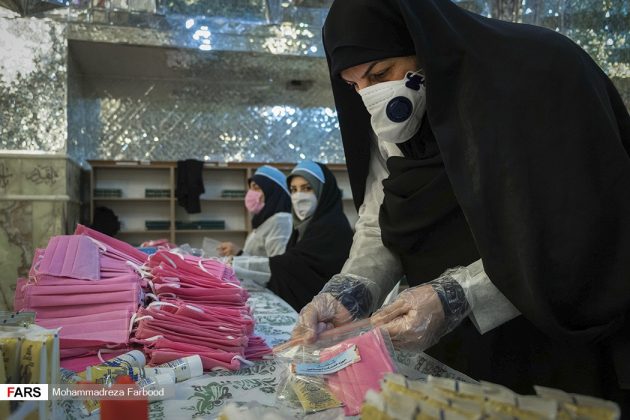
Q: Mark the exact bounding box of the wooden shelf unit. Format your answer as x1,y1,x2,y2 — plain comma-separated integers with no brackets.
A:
89,160,356,248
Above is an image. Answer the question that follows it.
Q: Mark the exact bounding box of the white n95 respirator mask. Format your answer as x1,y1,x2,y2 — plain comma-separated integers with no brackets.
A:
292,192,317,221
359,71,426,144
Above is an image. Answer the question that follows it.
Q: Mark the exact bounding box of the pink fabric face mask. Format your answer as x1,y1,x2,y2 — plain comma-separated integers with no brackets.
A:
134,322,245,354
244,189,264,214
151,264,240,290
149,251,240,285
320,328,396,416
37,235,101,281
31,302,137,320
15,274,140,318
143,303,246,334
160,300,255,335
37,310,131,348
140,336,243,371
244,336,272,359
75,224,147,264
31,273,139,287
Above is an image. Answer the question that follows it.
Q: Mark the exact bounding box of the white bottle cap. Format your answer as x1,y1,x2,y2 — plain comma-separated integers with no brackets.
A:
185,355,204,378
126,350,146,367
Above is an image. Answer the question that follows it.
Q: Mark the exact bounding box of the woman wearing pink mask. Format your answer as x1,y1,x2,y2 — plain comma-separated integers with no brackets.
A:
218,166,292,283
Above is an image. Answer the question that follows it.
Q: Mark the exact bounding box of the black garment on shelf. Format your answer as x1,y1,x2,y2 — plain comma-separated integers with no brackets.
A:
250,173,291,229
323,0,630,407
176,159,205,214
90,206,120,237
268,163,353,312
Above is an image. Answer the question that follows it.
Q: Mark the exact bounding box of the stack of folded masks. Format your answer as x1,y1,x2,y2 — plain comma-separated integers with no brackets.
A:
133,250,271,371
14,225,145,364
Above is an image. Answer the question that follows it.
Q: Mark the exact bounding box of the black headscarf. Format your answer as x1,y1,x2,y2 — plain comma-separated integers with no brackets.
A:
267,163,353,312
250,174,291,229
324,0,630,398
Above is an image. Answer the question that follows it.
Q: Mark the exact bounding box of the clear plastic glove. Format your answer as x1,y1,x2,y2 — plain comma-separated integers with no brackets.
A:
217,242,240,257
291,274,378,343
371,274,471,349
291,293,353,343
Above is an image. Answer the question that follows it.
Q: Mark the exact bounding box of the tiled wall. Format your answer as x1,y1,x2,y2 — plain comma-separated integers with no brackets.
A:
0,154,81,310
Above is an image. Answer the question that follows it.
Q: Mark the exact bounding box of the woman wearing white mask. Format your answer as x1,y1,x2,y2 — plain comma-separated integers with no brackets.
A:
266,161,353,311
219,166,292,285
292,0,630,408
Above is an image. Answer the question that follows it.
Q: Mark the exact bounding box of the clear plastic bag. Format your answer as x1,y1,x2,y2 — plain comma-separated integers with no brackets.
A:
275,323,397,416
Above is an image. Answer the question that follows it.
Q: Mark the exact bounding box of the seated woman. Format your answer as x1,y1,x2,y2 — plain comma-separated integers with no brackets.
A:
219,165,292,267
267,161,354,311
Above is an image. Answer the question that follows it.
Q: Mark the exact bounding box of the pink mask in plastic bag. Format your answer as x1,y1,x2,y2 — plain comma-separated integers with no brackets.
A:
244,190,264,214
37,235,101,281
320,328,396,416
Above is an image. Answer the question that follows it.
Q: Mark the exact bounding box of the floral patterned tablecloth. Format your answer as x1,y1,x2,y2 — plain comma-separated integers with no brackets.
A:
59,285,473,420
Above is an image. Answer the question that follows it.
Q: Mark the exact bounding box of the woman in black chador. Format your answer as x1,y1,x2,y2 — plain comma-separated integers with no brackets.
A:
292,0,630,410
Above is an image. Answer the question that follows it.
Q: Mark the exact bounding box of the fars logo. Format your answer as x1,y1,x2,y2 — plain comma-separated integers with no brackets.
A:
0,384,48,400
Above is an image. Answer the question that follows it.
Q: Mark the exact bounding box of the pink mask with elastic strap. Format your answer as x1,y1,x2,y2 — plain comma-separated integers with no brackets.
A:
37,235,101,281
134,322,245,354
139,336,250,371
37,310,131,348
142,303,246,334
244,190,264,214
75,224,147,264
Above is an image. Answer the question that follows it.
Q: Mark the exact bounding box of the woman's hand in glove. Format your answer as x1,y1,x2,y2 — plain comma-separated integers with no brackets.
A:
291,293,353,343
371,284,445,349
290,274,377,343
372,275,471,349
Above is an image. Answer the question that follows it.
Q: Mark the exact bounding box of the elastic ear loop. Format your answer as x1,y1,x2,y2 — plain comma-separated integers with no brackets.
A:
160,253,178,269
157,282,181,289
145,292,159,301
141,335,163,342
185,304,204,313
126,260,153,279
146,279,158,296
170,250,186,260
198,260,211,276
97,348,129,364
233,355,254,367
129,313,154,334
147,301,179,310
132,334,163,348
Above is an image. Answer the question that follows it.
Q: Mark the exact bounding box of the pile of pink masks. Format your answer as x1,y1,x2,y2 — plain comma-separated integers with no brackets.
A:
133,249,271,370
320,328,397,416
14,225,146,364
